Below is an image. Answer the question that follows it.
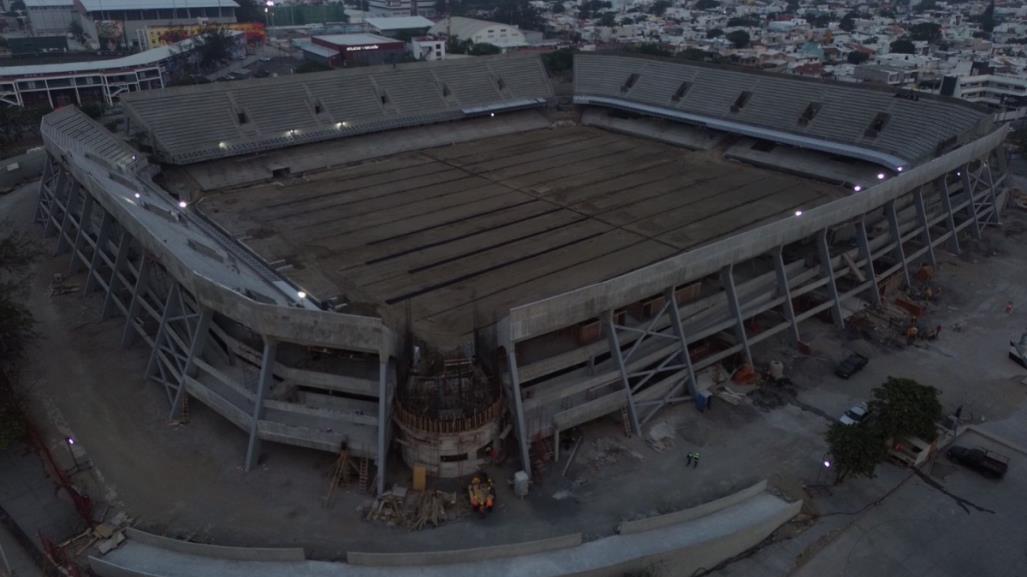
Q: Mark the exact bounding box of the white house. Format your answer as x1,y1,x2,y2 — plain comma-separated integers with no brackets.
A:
429,17,528,49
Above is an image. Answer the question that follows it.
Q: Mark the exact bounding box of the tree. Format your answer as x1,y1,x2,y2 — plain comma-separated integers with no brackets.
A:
551,2,565,13
826,422,889,484
679,47,708,61
890,38,916,54
0,224,39,450
839,13,856,32
597,11,616,26
786,0,799,13
68,19,85,43
9,0,25,11
706,27,723,38
980,0,995,33
468,42,502,55
294,60,329,73
913,0,936,12
542,47,575,73
727,15,759,27
650,0,671,16
633,42,672,57
804,11,832,27
847,50,869,64
869,377,942,443
199,28,234,69
694,0,719,10
235,0,263,23
726,29,749,48
910,22,941,43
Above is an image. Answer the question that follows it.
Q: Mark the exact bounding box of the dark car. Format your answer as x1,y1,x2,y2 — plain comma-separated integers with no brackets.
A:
834,353,868,379
946,446,1009,479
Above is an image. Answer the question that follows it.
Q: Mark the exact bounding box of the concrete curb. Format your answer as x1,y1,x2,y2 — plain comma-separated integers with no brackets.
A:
124,528,306,561
346,532,583,566
617,480,768,535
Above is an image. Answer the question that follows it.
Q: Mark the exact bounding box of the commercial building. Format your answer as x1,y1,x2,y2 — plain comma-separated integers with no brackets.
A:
367,0,435,18
0,34,232,108
305,33,406,67
24,0,75,36
429,16,527,49
365,16,434,39
409,35,445,61
944,73,1027,113
30,54,1008,498
75,0,239,50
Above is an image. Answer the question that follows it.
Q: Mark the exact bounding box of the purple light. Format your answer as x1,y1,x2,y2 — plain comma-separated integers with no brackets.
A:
66,436,76,446
854,185,862,192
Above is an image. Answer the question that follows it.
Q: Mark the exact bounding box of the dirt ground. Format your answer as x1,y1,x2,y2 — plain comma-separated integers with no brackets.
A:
5,174,1027,568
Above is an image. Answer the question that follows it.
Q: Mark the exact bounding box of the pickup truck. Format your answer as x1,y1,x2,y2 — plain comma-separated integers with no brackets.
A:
946,446,1009,479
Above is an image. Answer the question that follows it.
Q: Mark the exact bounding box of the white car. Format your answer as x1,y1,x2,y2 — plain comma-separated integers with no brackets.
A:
839,402,869,425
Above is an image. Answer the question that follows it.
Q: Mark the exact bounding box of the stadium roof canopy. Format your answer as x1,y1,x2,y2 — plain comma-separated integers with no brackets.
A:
575,54,990,169
77,0,239,10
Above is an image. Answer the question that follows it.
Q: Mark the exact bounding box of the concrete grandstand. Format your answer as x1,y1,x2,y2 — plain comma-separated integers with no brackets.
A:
31,53,1010,500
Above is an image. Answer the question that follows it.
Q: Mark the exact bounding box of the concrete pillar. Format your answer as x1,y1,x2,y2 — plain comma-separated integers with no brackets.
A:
938,178,961,254
772,247,800,344
168,307,212,421
720,265,752,366
885,201,911,288
856,216,882,307
505,347,532,479
121,255,151,348
245,338,277,472
376,356,389,496
816,229,844,329
605,310,642,436
913,186,936,268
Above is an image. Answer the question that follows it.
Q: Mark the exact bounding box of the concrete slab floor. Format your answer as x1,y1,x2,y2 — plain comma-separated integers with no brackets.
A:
6,176,1027,574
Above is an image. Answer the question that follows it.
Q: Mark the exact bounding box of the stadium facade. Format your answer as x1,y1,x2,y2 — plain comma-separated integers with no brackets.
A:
32,54,1009,493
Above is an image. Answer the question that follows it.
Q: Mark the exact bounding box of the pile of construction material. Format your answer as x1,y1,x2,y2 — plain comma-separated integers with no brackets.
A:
364,487,463,530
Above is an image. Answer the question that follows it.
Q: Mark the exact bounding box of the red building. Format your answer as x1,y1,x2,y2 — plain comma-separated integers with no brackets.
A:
306,33,407,67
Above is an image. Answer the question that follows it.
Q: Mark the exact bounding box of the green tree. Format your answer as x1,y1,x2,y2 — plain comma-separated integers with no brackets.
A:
9,0,25,11
980,0,995,33
294,60,330,73
913,0,936,12
826,422,889,483
0,224,39,450
839,13,856,32
542,47,575,73
650,0,671,16
633,42,672,57
910,22,942,43
804,11,831,27
551,2,565,13
234,0,263,22
199,28,234,69
706,27,723,38
726,29,749,48
598,11,616,26
869,377,942,442
890,38,916,53
469,42,502,55
679,47,708,60
694,0,719,9
727,15,759,27
847,50,869,64
786,0,799,13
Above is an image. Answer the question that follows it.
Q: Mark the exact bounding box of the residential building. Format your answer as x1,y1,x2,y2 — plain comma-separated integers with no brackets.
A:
367,0,435,19
429,16,527,49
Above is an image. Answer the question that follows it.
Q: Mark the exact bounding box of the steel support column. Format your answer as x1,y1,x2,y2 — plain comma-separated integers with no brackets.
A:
168,307,212,420
505,347,532,479
939,178,961,254
35,157,54,224
68,193,95,273
983,161,1001,225
885,201,911,288
720,265,752,365
605,310,642,436
856,216,882,307
960,166,983,239
101,231,133,319
772,247,800,343
376,357,389,496
121,255,151,348
145,284,180,386
43,168,64,237
913,186,936,268
245,338,277,472
83,211,113,294
54,184,78,256
816,229,844,328
659,287,698,411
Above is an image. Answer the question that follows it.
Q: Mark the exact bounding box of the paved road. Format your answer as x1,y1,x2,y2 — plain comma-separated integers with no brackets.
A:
0,525,44,577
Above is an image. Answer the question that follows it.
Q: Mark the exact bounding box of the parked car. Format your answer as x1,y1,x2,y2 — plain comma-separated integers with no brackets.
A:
835,353,868,379
946,446,1009,479
839,402,869,425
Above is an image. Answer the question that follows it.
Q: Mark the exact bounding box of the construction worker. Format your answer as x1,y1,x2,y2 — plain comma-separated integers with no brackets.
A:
692,451,701,468
1006,301,1015,315
686,452,694,466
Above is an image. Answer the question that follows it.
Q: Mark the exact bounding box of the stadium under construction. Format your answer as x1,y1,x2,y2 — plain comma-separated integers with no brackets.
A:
31,53,1010,495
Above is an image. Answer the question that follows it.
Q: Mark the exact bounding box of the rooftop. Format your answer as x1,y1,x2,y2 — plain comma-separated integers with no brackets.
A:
314,33,400,47
77,0,238,10
195,125,843,344
365,16,435,30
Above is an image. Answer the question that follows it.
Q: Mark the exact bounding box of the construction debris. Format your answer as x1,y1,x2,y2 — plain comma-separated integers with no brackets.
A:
364,488,463,530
